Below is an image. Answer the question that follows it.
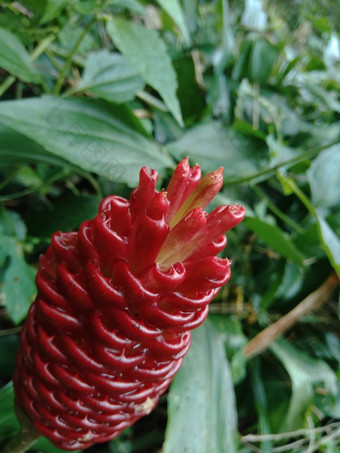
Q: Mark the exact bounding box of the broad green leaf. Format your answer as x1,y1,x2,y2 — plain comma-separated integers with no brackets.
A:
244,217,305,265
163,321,238,453
250,359,273,453
156,0,191,45
40,0,68,24
107,19,183,125
0,126,76,168
249,37,279,84
25,194,100,237
172,56,204,123
0,206,27,240
58,23,96,56
74,0,144,15
271,339,337,431
257,261,285,313
0,382,20,444
306,145,340,277
181,0,197,36
74,0,102,15
214,0,234,73
316,213,340,278
0,236,36,324
110,0,145,14
167,121,268,183
77,50,145,103
231,39,253,81
307,144,340,209
0,28,40,83
0,97,174,187
275,262,304,301
209,314,248,383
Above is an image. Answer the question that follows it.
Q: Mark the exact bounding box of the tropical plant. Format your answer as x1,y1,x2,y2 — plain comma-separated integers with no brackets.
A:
0,1,339,452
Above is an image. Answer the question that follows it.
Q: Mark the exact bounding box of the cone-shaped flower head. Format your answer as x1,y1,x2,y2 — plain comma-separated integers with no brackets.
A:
14,158,245,450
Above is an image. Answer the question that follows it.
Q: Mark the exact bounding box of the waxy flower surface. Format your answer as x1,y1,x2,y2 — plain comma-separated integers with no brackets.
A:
14,158,245,450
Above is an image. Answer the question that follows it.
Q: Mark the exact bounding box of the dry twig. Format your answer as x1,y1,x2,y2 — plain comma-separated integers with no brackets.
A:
243,273,339,359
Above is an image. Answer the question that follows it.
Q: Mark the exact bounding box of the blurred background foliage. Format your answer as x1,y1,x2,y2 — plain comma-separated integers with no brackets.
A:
0,0,339,452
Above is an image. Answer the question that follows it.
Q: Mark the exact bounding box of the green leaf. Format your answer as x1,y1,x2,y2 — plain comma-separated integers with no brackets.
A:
75,0,142,16
0,126,75,168
163,320,238,453
244,217,305,265
306,145,340,276
0,236,36,324
0,97,174,187
40,0,68,24
107,19,183,125
25,194,100,238
307,144,340,209
250,359,273,453
209,314,248,383
0,28,40,83
316,213,340,278
173,56,205,124
156,0,191,45
275,262,304,301
232,39,253,81
271,339,337,432
110,0,145,14
58,22,96,56
0,382,20,444
0,206,27,240
167,121,268,183
77,50,145,103
249,37,279,84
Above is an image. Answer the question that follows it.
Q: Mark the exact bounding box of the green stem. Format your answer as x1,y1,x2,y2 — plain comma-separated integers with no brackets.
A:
280,175,317,216
136,90,168,112
223,141,340,186
0,35,55,98
53,19,95,95
3,427,40,453
30,35,56,62
0,76,16,97
251,184,305,234
49,44,86,68
45,48,64,72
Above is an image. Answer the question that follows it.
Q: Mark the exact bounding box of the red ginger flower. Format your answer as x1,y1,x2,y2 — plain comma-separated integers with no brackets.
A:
13,158,245,450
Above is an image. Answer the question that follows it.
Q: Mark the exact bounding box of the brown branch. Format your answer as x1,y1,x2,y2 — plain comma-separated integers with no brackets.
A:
243,273,339,359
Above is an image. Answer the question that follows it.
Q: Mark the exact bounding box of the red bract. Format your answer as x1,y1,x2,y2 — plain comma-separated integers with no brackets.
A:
14,158,245,450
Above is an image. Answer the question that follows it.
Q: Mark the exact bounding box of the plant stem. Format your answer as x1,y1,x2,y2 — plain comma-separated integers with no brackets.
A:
30,35,56,62
3,427,40,453
0,76,16,97
280,174,317,216
53,19,95,95
223,141,339,186
241,421,340,443
243,272,339,359
136,90,168,112
251,184,305,234
0,35,55,98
